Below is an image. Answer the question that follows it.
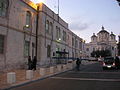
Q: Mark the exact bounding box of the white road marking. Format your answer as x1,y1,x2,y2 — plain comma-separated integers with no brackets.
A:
51,77,120,82
69,71,120,74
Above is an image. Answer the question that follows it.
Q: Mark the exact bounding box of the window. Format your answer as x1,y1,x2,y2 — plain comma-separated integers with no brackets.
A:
26,11,31,27
47,45,51,58
79,41,82,50
46,20,49,33
56,26,61,40
24,41,30,56
72,37,75,46
0,0,8,17
112,47,114,50
49,22,53,34
63,31,66,41
72,52,74,58
56,26,58,39
75,40,78,48
86,48,89,51
0,35,4,54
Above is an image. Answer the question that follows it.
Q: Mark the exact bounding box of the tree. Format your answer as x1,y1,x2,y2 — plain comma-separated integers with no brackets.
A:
91,49,111,58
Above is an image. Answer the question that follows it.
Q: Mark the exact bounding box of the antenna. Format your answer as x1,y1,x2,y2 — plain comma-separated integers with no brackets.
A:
58,0,59,22
58,0,59,16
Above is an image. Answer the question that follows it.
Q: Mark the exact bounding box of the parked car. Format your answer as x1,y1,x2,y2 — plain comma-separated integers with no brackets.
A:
102,57,116,70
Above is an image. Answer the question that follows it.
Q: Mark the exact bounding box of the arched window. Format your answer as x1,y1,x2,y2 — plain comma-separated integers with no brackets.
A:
26,11,31,27
46,20,49,33
49,22,53,34
56,26,58,39
0,0,9,16
47,45,51,58
56,26,61,40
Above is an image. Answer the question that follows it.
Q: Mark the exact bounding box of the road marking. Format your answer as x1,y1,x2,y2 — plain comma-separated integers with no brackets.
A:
51,77,120,82
69,71,120,74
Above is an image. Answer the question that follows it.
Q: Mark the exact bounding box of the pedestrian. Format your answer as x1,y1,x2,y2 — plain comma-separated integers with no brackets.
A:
28,56,32,70
76,58,81,71
32,56,37,70
115,56,120,69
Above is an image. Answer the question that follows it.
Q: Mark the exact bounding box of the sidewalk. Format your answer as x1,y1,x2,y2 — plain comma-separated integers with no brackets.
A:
0,61,93,89
0,64,73,90
0,69,42,89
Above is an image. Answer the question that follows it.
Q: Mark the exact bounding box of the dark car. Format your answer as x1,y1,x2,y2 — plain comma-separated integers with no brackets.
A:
102,57,116,70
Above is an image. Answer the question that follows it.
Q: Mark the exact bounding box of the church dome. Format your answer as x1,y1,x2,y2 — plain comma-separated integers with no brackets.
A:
91,33,97,37
98,26,109,34
110,32,115,36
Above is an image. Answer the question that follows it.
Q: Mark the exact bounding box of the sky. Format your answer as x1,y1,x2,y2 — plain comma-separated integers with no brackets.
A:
31,0,120,42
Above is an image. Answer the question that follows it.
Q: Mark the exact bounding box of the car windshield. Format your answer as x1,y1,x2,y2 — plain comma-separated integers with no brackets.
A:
104,57,114,62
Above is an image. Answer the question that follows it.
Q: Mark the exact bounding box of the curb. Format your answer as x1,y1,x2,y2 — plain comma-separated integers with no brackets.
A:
2,69,72,90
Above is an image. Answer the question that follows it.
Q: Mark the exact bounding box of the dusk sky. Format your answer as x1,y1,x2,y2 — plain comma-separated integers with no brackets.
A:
31,0,120,42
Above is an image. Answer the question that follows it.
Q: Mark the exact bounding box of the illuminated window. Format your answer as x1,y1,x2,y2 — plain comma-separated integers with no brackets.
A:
0,35,4,54
0,0,9,16
24,41,30,56
26,11,31,28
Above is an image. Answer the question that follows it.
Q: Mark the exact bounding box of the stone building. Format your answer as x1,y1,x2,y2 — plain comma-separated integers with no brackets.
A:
85,26,117,59
117,35,120,56
0,0,84,70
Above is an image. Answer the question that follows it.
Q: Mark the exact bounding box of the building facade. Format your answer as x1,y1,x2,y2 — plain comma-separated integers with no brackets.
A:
85,26,117,59
0,0,84,71
117,35,120,56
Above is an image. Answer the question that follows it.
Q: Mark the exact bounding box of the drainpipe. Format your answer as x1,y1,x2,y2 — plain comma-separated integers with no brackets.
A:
35,5,39,59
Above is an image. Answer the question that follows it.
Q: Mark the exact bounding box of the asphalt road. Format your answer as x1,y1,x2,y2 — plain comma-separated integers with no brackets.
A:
10,61,120,90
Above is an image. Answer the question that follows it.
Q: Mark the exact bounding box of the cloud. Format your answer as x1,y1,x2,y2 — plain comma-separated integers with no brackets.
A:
68,17,90,31
70,22,89,31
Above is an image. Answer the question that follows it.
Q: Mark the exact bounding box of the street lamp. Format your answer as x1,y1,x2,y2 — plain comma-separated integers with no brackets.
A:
31,0,45,3
56,38,61,43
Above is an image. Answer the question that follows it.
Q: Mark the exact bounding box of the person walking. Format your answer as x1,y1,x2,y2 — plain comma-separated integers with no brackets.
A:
76,58,81,71
32,56,37,70
28,56,32,70
115,56,120,69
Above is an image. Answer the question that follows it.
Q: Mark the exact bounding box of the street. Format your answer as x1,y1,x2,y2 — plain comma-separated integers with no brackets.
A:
10,61,120,90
